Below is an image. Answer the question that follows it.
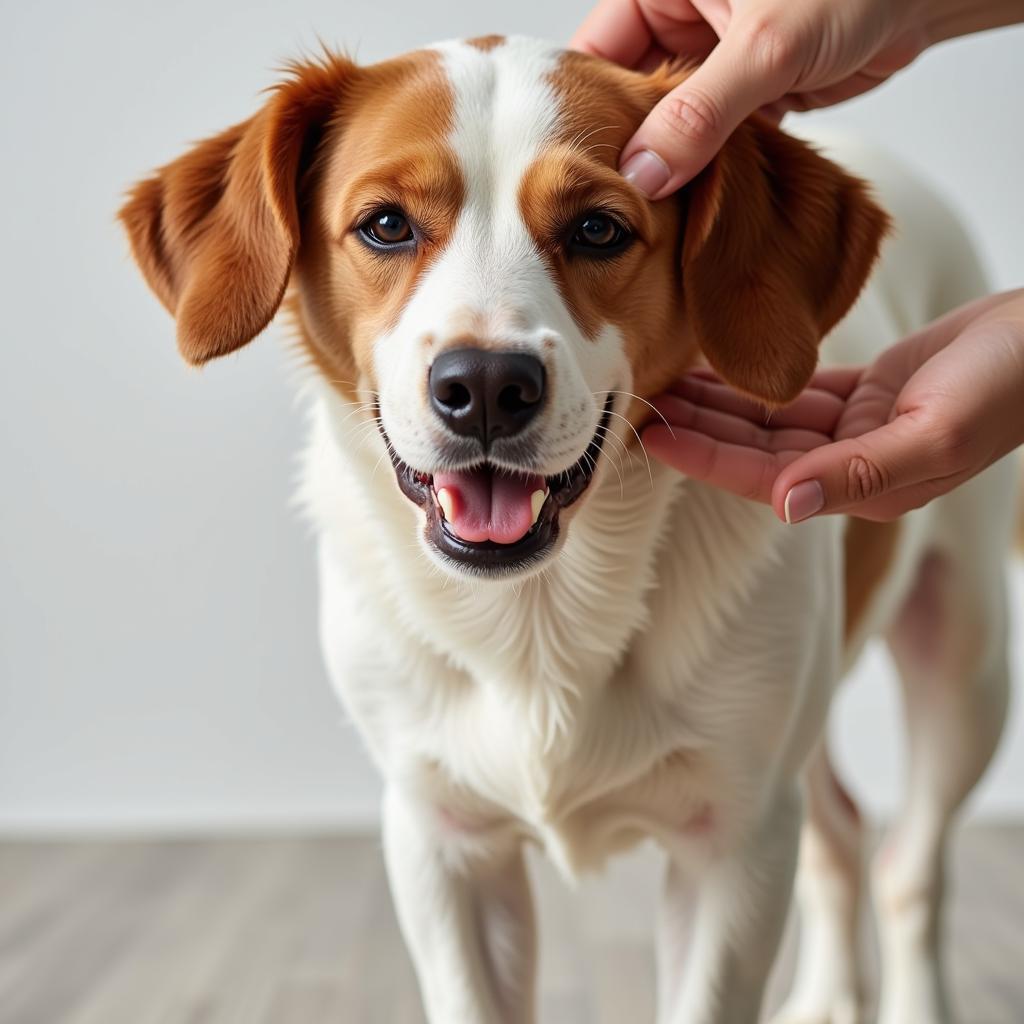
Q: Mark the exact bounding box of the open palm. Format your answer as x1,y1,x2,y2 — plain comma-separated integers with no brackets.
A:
643,290,1024,521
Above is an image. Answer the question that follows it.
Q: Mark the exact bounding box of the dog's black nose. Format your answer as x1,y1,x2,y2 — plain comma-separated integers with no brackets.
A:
429,348,545,446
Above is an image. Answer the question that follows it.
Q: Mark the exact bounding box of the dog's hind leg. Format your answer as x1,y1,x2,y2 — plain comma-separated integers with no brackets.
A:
382,787,536,1024
770,744,865,1024
873,534,1011,1024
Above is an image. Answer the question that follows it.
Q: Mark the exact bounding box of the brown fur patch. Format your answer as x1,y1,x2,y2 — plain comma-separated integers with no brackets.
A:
843,517,901,642
119,54,358,365
293,50,462,397
682,119,891,406
467,34,504,52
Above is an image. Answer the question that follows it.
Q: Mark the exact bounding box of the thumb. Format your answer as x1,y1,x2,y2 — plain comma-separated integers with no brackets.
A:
770,415,948,523
620,21,797,198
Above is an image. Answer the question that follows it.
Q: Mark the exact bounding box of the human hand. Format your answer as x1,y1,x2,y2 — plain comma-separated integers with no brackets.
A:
642,290,1024,522
570,0,1016,199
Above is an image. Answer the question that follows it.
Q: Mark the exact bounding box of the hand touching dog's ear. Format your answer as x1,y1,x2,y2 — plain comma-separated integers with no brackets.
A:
119,56,353,365
681,115,890,406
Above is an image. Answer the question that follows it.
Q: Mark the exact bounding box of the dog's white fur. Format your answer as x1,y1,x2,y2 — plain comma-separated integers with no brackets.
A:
297,38,1018,1024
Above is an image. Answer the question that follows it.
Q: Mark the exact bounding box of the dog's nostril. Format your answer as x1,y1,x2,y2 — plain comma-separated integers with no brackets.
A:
498,383,538,415
438,381,472,411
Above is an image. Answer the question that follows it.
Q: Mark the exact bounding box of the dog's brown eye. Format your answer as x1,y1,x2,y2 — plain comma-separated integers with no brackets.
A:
362,210,414,247
570,212,631,256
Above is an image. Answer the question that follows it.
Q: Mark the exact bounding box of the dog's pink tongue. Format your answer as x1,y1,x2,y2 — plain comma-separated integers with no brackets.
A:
434,469,545,545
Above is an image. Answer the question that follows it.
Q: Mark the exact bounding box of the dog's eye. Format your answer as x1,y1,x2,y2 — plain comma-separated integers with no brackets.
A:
360,210,414,247
570,212,631,256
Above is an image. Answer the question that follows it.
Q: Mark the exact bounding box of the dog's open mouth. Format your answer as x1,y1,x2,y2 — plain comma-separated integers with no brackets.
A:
388,398,614,573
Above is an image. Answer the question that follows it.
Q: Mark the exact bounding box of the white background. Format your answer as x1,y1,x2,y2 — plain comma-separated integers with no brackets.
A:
1,1,1022,833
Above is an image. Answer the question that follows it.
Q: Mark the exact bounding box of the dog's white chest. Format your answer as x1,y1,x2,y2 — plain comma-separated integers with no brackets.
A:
396,671,722,876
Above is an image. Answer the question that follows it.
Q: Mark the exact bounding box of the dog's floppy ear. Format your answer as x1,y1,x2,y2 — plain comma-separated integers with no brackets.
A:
118,56,353,365
681,117,890,405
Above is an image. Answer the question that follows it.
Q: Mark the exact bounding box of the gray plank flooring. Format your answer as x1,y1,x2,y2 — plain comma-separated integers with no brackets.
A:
1,827,1022,1023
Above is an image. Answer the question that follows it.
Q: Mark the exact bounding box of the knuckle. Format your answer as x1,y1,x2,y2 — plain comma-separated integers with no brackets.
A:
739,15,802,77
656,89,725,146
930,417,974,472
845,454,888,503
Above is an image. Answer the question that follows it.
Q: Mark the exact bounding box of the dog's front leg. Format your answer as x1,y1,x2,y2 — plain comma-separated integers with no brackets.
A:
656,785,801,1024
382,786,536,1024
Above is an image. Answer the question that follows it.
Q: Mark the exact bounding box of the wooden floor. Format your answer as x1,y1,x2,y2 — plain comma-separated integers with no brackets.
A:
2,826,1022,1023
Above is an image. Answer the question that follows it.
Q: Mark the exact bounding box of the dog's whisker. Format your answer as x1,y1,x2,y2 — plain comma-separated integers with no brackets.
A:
593,427,626,497
601,409,655,492
594,423,631,463
350,415,385,435
371,432,405,482
328,379,380,397
593,434,622,477
337,404,382,429
593,390,676,440
351,423,387,448
596,425,641,475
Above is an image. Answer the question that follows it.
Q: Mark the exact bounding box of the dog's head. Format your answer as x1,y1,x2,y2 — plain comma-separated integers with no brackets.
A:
120,36,887,579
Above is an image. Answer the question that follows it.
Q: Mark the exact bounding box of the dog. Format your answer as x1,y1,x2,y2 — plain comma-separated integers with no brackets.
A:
120,35,1020,1024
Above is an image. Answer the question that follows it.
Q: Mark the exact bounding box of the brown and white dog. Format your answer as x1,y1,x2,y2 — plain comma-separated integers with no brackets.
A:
120,36,1019,1024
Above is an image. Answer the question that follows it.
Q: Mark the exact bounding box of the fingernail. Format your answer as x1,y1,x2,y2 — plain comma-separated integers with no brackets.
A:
784,480,825,524
620,149,671,198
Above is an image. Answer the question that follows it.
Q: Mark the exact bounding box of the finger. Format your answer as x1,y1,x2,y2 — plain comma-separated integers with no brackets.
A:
569,0,654,67
803,365,865,400
830,375,901,443
664,375,851,434
769,413,961,523
619,19,799,196
840,465,978,522
639,16,720,61
670,364,863,399
781,69,897,113
644,423,803,503
636,41,677,73
652,395,834,453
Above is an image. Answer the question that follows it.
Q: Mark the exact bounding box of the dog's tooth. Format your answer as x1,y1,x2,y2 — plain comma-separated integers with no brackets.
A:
530,489,546,525
436,488,455,522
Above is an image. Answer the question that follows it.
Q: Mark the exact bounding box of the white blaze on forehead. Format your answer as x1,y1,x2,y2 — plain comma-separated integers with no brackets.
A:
374,37,630,476
418,36,572,332
434,36,560,240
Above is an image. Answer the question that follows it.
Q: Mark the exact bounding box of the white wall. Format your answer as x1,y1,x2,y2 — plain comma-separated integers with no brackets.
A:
1,1,1022,832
